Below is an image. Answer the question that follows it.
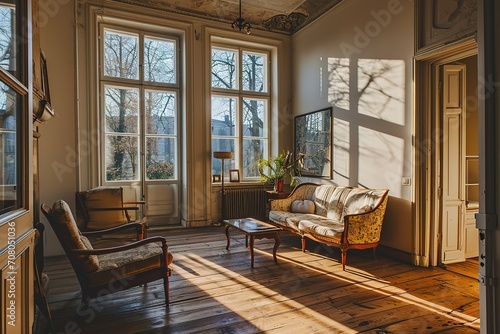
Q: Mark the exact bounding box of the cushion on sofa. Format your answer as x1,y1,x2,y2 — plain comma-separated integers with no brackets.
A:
355,204,372,214
291,200,315,213
325,187,352,221
269,211,307,231
343,189,387,215
298,217,344,244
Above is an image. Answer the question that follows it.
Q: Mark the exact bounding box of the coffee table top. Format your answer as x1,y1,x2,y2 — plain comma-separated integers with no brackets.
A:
224,218,281,233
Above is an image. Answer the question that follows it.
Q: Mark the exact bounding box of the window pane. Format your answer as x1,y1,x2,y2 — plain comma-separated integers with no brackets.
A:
242,98,266,137
242,51,267,92
103,29,139,80
0,4,15,74
243,139,265,178
146,137,175,180
0,81,20,215
105,134,139,181
212,96,236,136
146,90,176,135
211,138,235,176
104,86,139,133
144,36,176,84
211,48,237,90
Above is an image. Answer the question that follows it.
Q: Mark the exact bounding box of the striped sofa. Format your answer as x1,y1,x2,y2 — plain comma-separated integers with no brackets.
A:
269,183,389,270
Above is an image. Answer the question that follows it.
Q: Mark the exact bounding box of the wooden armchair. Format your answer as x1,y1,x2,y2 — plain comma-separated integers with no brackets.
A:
41,200,172,307
75,186,147,240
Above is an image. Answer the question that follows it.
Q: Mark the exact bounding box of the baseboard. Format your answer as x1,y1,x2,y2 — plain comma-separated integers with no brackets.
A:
377,244,413,265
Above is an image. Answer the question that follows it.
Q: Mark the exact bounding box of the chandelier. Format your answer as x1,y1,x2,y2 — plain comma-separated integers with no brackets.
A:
231,0,251,34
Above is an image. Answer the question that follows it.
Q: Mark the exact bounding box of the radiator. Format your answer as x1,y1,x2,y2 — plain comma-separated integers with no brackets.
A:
225,188,268,220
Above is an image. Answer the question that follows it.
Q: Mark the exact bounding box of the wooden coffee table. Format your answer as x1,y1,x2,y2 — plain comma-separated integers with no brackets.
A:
224,218,281,267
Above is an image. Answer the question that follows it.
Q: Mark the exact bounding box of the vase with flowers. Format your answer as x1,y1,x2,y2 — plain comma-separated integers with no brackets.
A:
257,150,304,192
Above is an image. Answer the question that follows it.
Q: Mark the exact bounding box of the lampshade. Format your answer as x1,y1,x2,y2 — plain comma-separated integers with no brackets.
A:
213,151,233,159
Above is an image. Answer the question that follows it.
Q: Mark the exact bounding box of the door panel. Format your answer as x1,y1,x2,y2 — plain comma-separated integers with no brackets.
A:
441,64,466,264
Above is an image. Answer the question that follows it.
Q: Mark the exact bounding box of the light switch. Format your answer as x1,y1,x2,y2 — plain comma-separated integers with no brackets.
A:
402,177,411,186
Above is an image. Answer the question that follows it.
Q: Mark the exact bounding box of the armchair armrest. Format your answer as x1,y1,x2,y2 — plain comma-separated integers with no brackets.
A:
82,222,145,239
123,201,146,206
84,206,140,212
72,236,168,255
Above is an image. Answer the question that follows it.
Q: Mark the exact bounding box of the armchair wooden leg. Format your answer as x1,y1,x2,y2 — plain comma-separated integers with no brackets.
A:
301,237,306,252
163,268,172,307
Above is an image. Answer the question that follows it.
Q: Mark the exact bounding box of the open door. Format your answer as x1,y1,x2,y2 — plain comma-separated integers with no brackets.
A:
440,64,466,264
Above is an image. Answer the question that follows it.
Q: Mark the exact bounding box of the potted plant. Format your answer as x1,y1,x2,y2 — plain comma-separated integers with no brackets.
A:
257,150,304,192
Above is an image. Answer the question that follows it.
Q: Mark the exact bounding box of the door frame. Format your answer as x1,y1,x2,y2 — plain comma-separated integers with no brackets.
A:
413,37,477,267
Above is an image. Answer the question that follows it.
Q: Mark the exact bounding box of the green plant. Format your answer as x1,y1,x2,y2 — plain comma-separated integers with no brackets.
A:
146,160,174,180
257,150,304,187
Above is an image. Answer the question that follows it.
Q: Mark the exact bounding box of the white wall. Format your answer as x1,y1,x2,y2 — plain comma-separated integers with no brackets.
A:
292,0,415,253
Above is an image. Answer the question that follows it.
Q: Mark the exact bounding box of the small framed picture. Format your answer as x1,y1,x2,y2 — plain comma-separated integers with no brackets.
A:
229,169,240,182
212,174,221,182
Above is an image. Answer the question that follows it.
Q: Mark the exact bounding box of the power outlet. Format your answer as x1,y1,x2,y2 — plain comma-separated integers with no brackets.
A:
402,177,411,186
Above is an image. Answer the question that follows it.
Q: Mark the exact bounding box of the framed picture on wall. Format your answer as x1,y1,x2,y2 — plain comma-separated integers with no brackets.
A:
294,107,332,178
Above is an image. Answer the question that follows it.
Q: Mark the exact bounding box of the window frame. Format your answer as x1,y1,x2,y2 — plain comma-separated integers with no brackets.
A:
0,0,30,221
211,43,271,182
98,23,181,184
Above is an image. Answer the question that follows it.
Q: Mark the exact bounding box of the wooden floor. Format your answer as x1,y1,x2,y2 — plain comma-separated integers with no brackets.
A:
38,227,480,333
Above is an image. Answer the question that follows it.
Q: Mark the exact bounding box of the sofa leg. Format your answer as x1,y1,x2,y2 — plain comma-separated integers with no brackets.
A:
372,247,377,260
341,250,347,271
301,237,306,252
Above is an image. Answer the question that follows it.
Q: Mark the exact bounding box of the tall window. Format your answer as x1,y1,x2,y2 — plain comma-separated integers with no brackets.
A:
0,0,25,216
101,27,179,182
211,46,269,181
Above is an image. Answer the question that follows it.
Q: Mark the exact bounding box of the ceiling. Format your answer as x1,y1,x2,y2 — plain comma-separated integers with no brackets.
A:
112,0,345,34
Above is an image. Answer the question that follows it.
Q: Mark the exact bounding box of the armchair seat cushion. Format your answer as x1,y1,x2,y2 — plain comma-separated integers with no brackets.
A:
88,243,173,288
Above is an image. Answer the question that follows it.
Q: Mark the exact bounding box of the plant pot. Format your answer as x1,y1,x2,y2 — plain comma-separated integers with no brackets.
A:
274,179,284,192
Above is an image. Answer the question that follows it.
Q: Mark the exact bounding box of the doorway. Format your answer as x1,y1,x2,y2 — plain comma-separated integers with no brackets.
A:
437,55,479,265
413,39,479,268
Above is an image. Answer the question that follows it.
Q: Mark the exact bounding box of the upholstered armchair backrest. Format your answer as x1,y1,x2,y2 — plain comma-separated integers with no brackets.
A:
83,187,129,230
47,200,100,273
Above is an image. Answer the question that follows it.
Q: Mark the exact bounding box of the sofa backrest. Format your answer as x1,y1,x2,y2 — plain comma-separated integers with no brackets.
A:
310,185,388,221
342,188,389,216
313,185,352,221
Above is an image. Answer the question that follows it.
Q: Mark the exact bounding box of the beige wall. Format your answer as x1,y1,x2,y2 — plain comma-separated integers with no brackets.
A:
292,0,415,253
38,0,77,256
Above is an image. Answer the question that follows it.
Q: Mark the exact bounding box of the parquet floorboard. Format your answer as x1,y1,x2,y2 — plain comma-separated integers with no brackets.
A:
37,227,480,333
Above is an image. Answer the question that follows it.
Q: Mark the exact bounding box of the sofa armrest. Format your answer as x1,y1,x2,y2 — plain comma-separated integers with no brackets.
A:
269,183,319,212
343,195,388,245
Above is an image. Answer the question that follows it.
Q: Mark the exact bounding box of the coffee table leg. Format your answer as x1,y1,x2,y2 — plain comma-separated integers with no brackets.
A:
224,224,231,250
249,235,255,268
273,232,280,263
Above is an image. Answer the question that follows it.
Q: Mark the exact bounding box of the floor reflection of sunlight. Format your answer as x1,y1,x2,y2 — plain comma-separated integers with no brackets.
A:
174,251,479,331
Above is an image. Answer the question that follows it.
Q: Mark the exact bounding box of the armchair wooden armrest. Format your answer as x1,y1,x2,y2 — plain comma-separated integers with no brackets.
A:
81,222,144,238
72,236,168,255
